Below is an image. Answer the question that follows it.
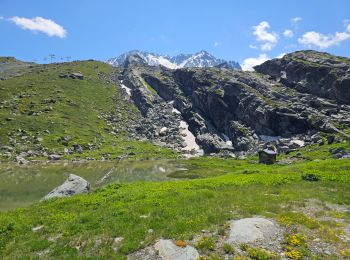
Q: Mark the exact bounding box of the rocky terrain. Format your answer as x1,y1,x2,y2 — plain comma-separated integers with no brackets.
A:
1,50,350,260
255,50,350,104
110,50,350,157
0,50,350,162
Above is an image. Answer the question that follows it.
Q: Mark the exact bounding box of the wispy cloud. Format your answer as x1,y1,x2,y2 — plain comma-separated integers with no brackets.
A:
0,16,4,20
298,30,350,49
241,54,269,71
291,17,302,24
249,44,258,49
283,29,294,38
10,16,66,38
213,41,219,47
252,21,278,51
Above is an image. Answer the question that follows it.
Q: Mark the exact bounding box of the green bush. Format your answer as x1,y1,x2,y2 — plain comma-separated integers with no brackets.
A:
301,173,321,182
223,243,235,254
196,237,216,251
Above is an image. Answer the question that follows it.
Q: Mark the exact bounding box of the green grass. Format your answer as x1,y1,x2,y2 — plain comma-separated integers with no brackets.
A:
1,58,350,259
0,157,349,258
0,60,177,161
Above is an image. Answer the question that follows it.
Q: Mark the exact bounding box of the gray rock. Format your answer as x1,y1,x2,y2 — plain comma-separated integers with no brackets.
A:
48,154,61,160
127,239,199,260
196,133,234,154
72,144,83,153
15,155,29,165
42,174,90,200
226,217,283,249
69,72,84,80
255,50,350,104
154,239,199,260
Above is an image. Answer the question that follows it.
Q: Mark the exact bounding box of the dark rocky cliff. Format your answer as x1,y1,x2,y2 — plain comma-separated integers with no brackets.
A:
254,50,350,104
113,51,350,155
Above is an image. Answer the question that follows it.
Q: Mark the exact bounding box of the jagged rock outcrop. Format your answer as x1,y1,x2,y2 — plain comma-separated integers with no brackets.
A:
111,51,350,155
254,50,350,104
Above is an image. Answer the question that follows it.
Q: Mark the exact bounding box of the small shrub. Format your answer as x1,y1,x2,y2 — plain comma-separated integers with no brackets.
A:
209,253,221,260
196,237,216,251
217,227,226,236
239,243,249,251
278,213,320,229
284,249,303,259
301,173,321,182
223,243,235,254
340,250,350,258
283,234,309,259
247,247,277,259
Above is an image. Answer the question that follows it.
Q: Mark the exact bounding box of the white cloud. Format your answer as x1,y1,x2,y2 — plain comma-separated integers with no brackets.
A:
213,41,219,47
241,54,269,71
253,21,278,51
10,16,66,38
276,53,286,59
298,31,350,49
283,29,294,38
291,17,302,24
249,44,258,49
0,16,4,20
347,23,350,32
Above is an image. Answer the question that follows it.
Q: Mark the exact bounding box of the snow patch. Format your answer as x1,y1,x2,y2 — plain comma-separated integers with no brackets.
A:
121,84,132,96
179,121,201,153
145,54,178,69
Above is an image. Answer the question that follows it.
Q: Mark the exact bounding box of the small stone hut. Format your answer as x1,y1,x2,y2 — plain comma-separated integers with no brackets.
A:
258,149,277,164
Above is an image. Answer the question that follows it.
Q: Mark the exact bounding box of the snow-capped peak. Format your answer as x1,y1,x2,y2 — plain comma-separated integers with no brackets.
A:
106,50,241,70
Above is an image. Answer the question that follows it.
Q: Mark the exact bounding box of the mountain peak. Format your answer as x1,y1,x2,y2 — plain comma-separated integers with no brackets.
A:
107,50,241,70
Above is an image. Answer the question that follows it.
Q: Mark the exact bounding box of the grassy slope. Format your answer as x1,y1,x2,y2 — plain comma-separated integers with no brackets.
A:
0,149,349,258
0,58,349,259
0,60,176,160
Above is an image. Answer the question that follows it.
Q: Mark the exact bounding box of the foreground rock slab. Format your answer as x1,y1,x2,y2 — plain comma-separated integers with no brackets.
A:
226,217,283,250
128,239,199,260
42,174,90,200
155,239,199,260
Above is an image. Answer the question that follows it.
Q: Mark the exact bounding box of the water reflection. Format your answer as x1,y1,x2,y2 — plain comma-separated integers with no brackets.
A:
0,160,183,212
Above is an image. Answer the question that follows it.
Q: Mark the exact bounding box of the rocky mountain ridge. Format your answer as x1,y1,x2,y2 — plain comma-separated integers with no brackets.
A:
107,50,241,70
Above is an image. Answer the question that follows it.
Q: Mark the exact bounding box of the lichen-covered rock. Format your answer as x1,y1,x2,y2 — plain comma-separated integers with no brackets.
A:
128,239,199,260
154,239,199,260
226,217,284,250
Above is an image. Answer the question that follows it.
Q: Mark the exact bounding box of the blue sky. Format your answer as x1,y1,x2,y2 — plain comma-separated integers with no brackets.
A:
1,0,350,69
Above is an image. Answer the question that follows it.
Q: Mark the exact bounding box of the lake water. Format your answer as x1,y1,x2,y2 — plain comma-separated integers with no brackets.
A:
0,160,184,212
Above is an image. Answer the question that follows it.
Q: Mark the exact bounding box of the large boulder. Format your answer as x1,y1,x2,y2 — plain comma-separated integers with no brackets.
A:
128,239,199,260
196,133,234,154
42,174,90,200
226,217,283,249
154,239,199,260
